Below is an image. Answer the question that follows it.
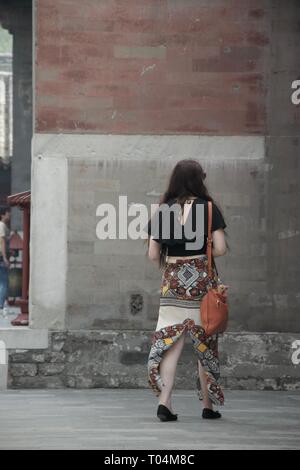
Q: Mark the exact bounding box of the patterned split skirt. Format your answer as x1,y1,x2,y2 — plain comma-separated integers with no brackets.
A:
147,254,225,407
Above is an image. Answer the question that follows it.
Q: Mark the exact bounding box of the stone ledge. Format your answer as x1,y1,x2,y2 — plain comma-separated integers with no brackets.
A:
32,134,265,161
0,364,8,391
0,328,49,350
0,342,8,391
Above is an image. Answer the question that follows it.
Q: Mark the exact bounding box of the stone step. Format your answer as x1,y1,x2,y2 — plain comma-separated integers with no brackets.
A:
0,340,8,390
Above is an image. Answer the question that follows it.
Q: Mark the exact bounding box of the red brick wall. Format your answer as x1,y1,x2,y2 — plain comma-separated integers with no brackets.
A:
35,0,269,134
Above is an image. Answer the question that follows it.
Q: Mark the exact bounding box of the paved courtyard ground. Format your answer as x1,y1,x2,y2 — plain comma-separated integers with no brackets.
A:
0,389,299,450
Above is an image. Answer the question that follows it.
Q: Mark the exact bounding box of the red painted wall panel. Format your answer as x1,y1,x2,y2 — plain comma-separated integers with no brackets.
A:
35,0,269,134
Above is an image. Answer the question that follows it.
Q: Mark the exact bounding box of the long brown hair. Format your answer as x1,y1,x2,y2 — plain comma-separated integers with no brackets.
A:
145,159,226,268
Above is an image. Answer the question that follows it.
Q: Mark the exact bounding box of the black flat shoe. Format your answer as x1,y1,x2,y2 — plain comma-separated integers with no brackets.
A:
202,408,222,419
157,404,178,422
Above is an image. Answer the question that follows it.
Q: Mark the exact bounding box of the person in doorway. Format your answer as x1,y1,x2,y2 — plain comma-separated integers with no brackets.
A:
144,159,228,422
0,206,11,316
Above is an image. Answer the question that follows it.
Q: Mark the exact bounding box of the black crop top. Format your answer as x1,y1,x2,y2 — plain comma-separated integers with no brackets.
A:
145,197,226,256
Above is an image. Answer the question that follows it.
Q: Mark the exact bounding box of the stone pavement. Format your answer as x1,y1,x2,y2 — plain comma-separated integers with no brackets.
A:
0,389,299,450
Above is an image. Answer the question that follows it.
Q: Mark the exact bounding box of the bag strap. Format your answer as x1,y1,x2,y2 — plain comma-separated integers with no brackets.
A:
206,201,213,278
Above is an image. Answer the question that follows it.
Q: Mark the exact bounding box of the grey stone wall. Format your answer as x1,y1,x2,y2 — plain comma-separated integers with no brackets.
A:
65,136,271,332
265,1,300,333
7,330,300,391
31,134,273,332
30,131,300,334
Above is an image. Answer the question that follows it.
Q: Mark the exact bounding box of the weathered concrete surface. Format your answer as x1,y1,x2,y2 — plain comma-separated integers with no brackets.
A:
31,133,272,332
0,326,48,349
0,389,299,450
29,152,68,330
7,330,300,391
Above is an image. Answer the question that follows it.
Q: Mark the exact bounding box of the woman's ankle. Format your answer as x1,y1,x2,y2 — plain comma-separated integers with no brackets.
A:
158,398,172,410
202,400,213,410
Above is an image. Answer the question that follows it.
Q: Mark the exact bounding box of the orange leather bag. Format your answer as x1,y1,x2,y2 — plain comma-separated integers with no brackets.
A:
200,201,228,336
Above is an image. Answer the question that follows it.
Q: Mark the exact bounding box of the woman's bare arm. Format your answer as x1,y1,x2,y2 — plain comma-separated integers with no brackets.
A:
148,237,161,264
212,228,227,257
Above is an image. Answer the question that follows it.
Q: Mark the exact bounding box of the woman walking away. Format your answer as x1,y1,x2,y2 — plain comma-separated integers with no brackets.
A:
144,159,228,422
